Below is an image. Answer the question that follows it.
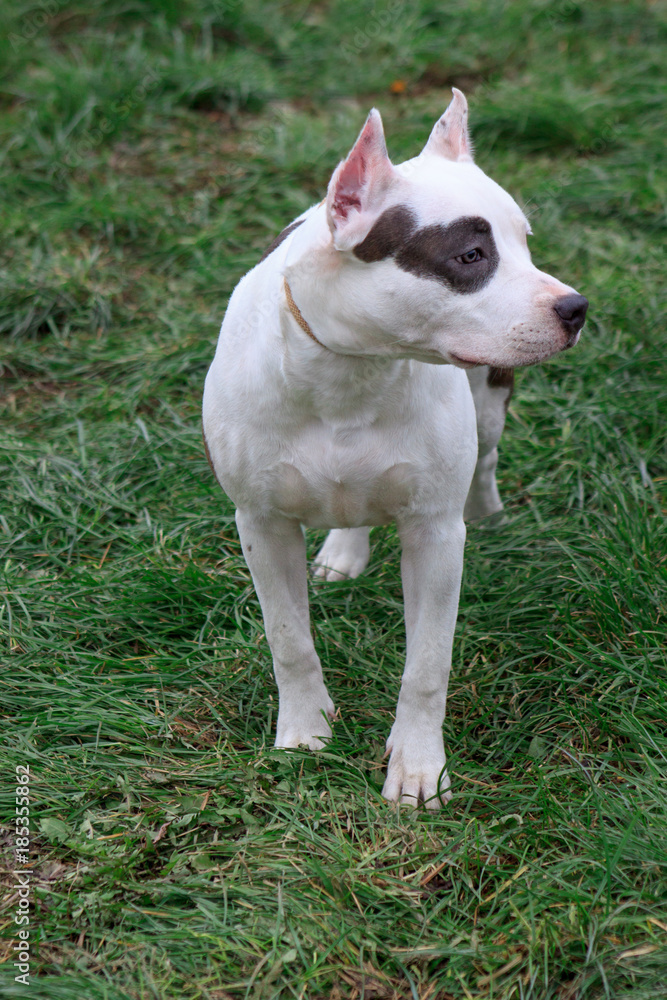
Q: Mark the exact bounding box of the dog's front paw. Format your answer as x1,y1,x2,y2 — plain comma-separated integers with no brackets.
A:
382,732,451,810
275,691,336,751
312,528,370,582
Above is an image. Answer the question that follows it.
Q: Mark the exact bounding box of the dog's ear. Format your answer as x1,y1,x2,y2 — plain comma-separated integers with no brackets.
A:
422,88,473,163
326,109,396,250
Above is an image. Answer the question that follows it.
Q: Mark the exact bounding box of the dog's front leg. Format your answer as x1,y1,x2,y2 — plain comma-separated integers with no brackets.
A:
235,509,335,749
383,516,466,809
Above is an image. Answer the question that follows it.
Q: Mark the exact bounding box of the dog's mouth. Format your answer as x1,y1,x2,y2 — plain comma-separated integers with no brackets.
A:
448,352,482,369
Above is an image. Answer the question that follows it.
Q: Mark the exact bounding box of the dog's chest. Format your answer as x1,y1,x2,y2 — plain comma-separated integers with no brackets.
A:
271,423,417,528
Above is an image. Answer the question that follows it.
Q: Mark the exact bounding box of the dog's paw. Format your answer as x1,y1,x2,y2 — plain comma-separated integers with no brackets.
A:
464,495,504,522
312,528,370,582
382,734,451,810
275,693,336,751
464,451,504,522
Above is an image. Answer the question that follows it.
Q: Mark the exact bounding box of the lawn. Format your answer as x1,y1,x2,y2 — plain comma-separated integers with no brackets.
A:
0,1,666,998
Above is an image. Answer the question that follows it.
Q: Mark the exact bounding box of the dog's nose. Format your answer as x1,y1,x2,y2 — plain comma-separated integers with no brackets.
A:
554,293,588,345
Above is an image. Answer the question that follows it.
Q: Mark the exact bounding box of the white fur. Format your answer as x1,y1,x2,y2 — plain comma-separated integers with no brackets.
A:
203,92,582,807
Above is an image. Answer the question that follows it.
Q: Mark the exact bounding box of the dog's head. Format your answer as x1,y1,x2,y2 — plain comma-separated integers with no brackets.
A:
323,89,588,367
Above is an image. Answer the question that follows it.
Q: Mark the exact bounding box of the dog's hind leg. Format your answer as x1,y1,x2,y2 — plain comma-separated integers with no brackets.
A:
312,527,371,582
235,509,335,749
464,366,514,521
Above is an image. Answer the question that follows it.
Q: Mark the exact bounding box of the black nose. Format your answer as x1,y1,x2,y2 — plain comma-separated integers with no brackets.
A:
554,293,589,342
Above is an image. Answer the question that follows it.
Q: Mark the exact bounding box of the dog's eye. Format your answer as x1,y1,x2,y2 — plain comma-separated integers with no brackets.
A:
455,248,484,264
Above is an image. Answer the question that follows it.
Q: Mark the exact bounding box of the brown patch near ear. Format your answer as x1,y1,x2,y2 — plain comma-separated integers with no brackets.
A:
258,218,305,263
487,366,515,411
354,204,417,262
202,426,221,485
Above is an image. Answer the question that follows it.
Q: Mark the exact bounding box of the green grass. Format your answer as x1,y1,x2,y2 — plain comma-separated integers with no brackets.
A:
1,1,666,997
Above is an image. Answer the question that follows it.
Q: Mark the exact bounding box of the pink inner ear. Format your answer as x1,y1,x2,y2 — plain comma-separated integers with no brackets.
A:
327,109,392,239
334,191,362,218
332,155,366,221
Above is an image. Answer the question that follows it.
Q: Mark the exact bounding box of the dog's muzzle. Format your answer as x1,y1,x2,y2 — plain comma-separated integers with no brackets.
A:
554,293,589,347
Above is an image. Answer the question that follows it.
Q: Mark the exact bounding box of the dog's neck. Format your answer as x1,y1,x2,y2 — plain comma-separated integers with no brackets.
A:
275,211,420,423
283,207,407,358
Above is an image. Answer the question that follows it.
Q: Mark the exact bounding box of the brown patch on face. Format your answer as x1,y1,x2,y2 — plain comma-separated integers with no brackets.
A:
396,216,499,293
353,204,417,262
202,426,221,485
258,218,305,263
354,205,499,294
487,366,515,411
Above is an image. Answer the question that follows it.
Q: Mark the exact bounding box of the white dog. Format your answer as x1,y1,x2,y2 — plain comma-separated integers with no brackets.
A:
203,89,587,808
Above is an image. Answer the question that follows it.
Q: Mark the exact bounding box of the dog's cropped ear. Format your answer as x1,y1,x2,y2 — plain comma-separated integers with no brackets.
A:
326,109,396,251
422,88,473,163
